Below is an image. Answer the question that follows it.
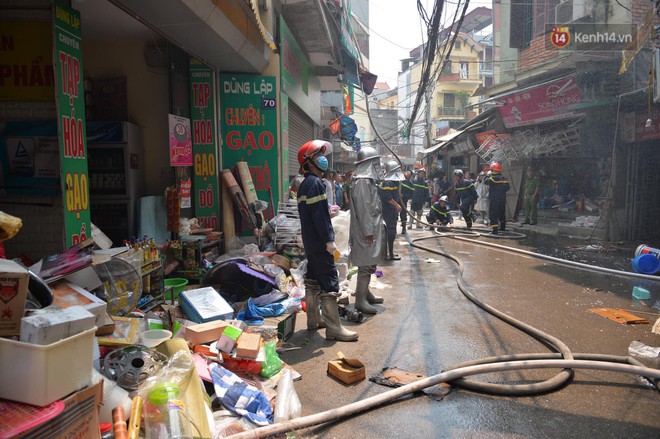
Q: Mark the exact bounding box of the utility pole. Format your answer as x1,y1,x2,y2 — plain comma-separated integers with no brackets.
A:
425,88,433,155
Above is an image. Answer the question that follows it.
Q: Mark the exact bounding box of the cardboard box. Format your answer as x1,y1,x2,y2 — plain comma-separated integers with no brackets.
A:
51,281,107,326
16,380,102,439
327,357,366,385
184,320,228,346
0,259,29,337
20,306,96,345
217,324,243,353
263,312,296,341
235,332,262,359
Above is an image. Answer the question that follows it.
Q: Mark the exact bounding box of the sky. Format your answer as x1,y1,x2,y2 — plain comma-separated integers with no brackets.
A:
366,0,484,87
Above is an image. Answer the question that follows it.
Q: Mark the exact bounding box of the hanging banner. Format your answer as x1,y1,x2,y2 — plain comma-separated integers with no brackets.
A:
189,60,220,230
168,114,193,166
53,1,90,247
219,74,279,231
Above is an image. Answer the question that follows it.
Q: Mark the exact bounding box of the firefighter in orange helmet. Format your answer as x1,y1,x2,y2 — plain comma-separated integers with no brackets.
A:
484,162,510,234
297,140,358,342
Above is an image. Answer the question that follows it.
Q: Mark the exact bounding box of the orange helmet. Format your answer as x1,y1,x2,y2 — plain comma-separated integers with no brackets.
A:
490,162,502,173
297,140,331,166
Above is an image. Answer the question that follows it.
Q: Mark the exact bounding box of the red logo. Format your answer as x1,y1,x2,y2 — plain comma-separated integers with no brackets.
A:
550,27,571,49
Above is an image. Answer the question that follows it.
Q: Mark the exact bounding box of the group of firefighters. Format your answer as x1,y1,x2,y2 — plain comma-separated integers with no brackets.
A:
294,139,510,342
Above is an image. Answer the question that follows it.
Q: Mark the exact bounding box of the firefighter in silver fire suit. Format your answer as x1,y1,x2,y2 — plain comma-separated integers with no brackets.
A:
297,140,358,342
349,147,386,315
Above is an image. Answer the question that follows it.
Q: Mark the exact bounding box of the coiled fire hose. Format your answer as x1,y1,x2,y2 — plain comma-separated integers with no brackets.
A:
228,229,659,439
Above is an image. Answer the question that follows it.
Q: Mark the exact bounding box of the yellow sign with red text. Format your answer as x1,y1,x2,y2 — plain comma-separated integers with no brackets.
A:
0,22,55,100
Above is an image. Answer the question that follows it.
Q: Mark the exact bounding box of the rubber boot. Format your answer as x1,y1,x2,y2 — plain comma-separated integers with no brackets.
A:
320,295,358,342
401,222,407,234
304,279,325,330
355,274,379,314
367,290,384,304
415,211,423,229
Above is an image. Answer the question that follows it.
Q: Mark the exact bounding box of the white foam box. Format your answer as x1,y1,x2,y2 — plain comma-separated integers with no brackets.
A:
51,281,107,326
0,259,30,337
0,326,96,406
20,305,96,345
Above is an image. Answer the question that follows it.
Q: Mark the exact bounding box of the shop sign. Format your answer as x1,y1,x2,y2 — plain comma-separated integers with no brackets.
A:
279,18,309,96
622,108,660,143
220,74,279,228
189,61,219,230
168,114,193,166
498,76,582,128
0,21,54,100
54,1,90,247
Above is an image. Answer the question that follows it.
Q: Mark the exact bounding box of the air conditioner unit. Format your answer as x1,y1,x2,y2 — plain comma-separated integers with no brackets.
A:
555,0,574,24
555,0,592,24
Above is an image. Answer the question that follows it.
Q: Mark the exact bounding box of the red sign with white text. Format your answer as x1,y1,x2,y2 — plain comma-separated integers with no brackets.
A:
498,76,582,128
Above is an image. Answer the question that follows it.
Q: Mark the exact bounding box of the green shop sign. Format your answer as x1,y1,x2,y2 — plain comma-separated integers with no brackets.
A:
189,60,220,230
53,1,90,247
219,74,279,228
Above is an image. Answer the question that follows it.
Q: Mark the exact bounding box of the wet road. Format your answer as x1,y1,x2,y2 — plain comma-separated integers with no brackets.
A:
278,225,659,438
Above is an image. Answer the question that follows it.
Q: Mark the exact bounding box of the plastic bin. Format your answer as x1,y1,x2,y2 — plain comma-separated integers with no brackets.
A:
164,278,188,300
631,254,660,274
0,326,96,406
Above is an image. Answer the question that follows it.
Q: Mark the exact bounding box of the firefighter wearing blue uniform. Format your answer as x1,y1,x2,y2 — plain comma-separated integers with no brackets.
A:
297,140,358,342
411,169,429,229
400,170,414,233
484,162,510,234
453,169,478,229
379,160,404,260
426,195,453,226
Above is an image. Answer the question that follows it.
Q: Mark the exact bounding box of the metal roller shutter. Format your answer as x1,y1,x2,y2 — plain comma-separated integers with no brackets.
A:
288,101,315,179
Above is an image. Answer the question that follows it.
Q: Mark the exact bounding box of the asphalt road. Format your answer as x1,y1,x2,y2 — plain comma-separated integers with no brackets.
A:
277,225,660,438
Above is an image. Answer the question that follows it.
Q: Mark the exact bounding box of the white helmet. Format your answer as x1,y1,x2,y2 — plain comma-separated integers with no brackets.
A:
439,195,448,202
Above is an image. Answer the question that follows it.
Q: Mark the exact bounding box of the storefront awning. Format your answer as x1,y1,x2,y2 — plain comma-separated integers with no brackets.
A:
421,129,467,156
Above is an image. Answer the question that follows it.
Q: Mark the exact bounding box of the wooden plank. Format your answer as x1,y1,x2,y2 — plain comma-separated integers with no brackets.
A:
588,308,649,324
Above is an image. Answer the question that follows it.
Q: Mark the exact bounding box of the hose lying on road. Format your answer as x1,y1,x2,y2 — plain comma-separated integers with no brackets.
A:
227,360,660,439
226,230,659,438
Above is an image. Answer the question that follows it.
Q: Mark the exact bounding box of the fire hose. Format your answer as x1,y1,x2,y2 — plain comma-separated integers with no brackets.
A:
228,229,659,439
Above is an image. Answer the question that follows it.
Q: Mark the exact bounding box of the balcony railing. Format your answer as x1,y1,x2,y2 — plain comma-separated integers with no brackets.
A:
438,107,466,116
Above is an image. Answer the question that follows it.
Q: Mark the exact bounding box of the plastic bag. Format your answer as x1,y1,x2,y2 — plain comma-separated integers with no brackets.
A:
628,340,660,369
260,341,283,378
331,210,351,256
273,369,302,423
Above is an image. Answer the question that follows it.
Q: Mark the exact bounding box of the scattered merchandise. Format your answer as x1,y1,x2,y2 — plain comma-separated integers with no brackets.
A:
0,259,30,336
179,286,234,323
183,320,229,346
103,345,168,391
327,352,365,384
0,327,96,406
51,280,108,325
632,286,650,300
97,316,142,347
369,367,452,401
20,305,96,345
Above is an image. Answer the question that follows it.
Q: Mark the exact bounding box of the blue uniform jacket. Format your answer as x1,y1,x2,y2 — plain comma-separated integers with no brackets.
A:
485,173,510,202
298,174,335,253
455,179,478,205
379,180,401,215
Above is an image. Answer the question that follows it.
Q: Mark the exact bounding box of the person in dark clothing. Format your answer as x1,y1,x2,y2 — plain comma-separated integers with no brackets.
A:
400,170,414,233
484,162,510,234
297,139,358,342
453,169,478,229
380,160,404,260
410,169,429,229
426,195,453,226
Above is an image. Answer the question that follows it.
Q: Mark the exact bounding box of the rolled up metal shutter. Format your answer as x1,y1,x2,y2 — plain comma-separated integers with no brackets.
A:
288,101,315,179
